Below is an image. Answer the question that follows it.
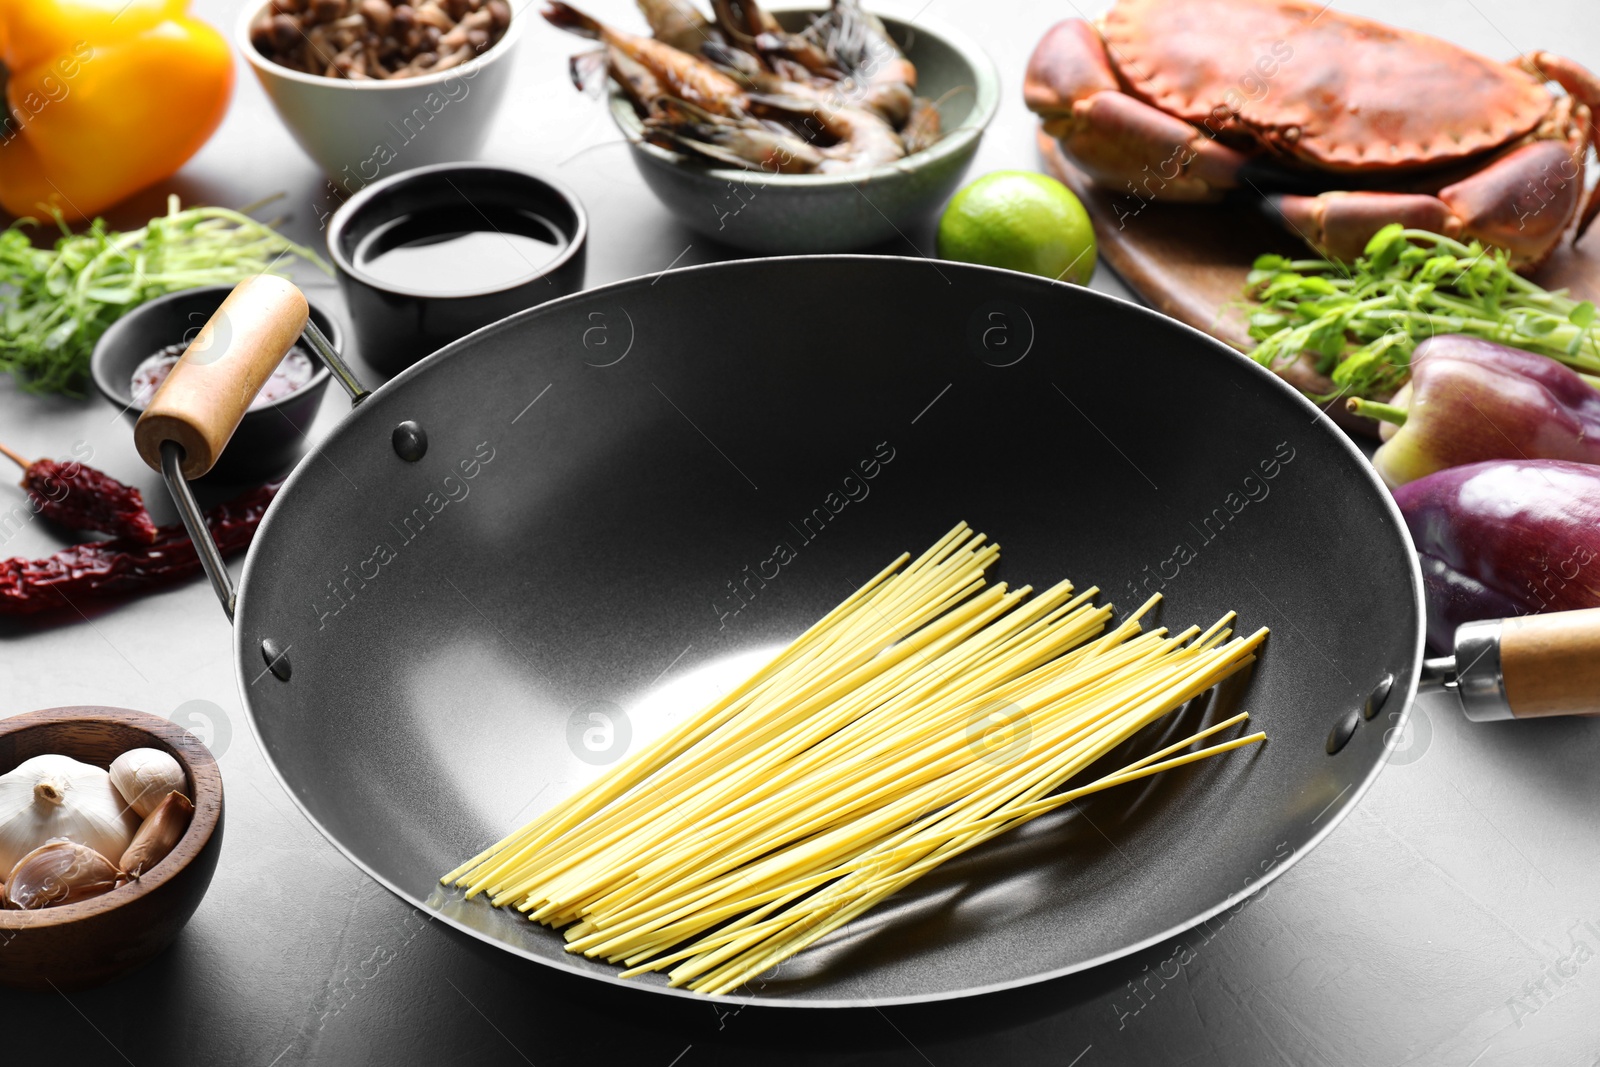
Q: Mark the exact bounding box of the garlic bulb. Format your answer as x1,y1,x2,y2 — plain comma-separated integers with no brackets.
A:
0,754,140,875
7,838,122,909
109,748,187,818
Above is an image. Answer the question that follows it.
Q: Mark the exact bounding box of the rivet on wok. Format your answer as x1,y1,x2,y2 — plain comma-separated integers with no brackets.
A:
1325,709,1359,755
392,421,428,462
1363,673,1395,720
262,638,292,682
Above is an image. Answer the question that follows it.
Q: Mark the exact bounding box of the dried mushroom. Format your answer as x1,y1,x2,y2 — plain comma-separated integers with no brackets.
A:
249,0,512,80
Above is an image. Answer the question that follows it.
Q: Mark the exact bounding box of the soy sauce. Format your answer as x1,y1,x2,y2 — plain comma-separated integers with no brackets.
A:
354,205,568,294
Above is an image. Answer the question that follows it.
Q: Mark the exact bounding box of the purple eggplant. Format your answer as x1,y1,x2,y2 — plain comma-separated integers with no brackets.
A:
1394,459,1600,651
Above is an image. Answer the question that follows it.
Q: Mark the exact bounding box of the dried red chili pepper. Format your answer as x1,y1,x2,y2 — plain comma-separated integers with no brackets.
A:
0,443,159,544
0,480,282,615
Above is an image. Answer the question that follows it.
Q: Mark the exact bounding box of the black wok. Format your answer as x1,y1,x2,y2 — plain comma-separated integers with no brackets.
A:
133,257,1427,1006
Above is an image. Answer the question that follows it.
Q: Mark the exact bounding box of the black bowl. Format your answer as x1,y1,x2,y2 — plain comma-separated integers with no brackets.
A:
91,285,341,480
326,162,588,378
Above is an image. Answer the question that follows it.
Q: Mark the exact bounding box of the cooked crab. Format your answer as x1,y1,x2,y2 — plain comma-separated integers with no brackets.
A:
1024,0,1600,270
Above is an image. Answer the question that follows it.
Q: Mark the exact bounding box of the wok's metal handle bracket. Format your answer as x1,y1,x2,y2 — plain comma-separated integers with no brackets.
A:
303,317,370,406
1418,656,1457,690
1452,620,1509,722
1419,611,1600,722
135,277,373,620
161,440,237,622
1416,622,1510,721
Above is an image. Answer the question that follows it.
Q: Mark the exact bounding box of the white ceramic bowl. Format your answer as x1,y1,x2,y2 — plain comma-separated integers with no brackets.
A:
237,1,525,185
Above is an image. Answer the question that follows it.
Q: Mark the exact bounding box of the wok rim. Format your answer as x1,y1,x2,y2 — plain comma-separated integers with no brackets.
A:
230,254,1425,1007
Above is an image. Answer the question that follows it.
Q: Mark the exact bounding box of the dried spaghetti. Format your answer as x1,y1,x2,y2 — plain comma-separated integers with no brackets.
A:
443,524,1267,994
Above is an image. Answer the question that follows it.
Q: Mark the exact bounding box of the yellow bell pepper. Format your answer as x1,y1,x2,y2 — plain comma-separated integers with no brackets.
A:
0,0,233,220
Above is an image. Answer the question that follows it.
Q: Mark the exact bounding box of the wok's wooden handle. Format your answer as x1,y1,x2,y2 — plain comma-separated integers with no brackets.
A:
1500,608,1600,718
134,276,308,479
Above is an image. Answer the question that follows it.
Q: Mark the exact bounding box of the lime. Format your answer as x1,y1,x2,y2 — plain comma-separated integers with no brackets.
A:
937,171,1097,285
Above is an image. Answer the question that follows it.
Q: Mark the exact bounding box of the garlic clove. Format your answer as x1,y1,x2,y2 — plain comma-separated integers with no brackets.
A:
108,748,188,820
0,754,141,874
119,792,195,877
7,838,122,909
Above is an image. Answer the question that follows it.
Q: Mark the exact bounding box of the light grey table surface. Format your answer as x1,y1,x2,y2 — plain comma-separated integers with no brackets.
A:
5,1,1600,1064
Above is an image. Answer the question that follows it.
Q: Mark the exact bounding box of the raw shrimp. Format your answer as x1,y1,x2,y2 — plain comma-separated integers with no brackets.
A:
646,99,826,172
634,0,714,54
824,0,915,126
700,38,765,78
709,51,889,128
710,0,779,44
710,56,836,102
812,104,905,171
712,0,838,78
899,95,943,153
753,29,843,80
544,2,747,115
608,46,665,115
751,94,906,171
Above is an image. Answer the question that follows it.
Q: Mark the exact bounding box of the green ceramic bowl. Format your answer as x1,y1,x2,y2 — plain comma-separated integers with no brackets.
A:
610,6,1000,253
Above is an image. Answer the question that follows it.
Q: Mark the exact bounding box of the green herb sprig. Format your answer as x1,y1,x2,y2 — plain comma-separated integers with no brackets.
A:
0,195,330,396
1244,224,1600,400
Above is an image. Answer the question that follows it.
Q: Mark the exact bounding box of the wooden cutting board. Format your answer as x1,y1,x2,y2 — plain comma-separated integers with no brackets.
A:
1034,126,1600,431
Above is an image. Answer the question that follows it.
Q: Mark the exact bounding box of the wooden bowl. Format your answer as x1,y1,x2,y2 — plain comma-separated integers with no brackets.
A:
0,706,224,990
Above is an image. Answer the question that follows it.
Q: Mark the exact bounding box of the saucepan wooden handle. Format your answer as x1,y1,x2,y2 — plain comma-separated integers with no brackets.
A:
1500,608,1600,718
133,276,309,479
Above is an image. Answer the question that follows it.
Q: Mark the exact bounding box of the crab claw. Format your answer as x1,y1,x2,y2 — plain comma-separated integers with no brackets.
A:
1518,51,1600,241
1025,19,1248,202
1273,192,1459,262
1275,140,1585,271
1439,140,1585,267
